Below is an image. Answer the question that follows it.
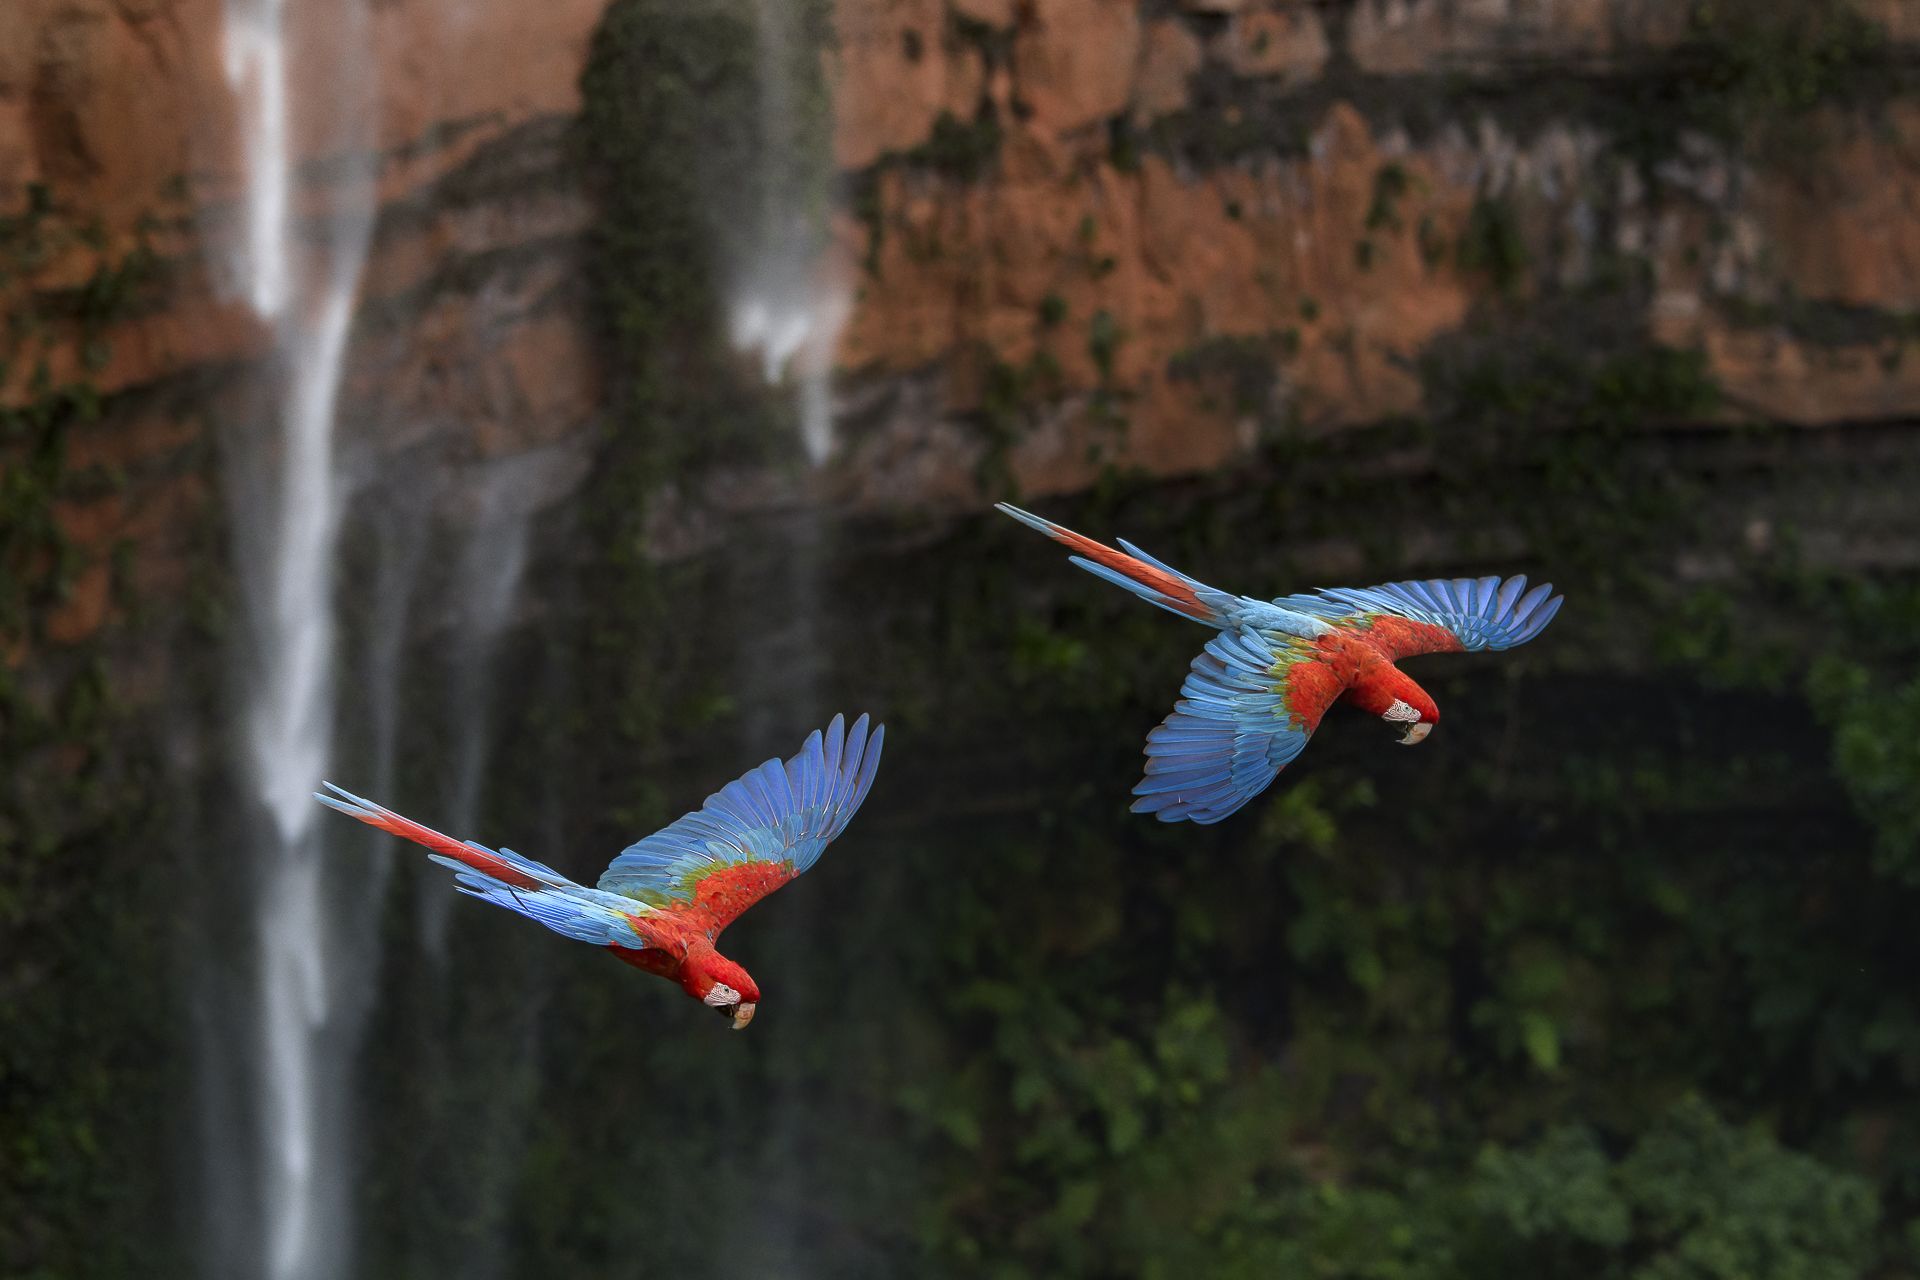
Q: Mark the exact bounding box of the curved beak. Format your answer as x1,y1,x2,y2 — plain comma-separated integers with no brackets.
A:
1398,722,1432,745
730,1002,757,1030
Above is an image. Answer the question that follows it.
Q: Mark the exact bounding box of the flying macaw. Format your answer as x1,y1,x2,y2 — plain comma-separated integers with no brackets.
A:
316,713,884,1028
997,503,1562,824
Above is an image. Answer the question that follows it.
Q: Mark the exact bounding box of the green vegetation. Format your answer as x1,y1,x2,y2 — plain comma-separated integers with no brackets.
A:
844,16,1007,275
1087,308,1123,382
12,1,1920,1272
1167,331,1289,415
910,109,1005,183
1129,1,1901,198
1455,196,1529,299
328,141,1920,1261
1684,0,1891,144
973,347,1064,496
1,189,178,1279
577,0,836,484
1366,162,1414,234
1718,293,1920,353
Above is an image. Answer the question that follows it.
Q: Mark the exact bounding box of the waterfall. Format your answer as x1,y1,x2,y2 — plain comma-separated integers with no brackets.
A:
712,3,843,1268
207,0,376,1274
726,0,847,466
419,459,538,956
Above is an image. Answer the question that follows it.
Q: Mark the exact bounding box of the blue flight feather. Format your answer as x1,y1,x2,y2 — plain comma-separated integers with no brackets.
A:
1271,572,1563,652
1129,626,1332,825
597,713,885,910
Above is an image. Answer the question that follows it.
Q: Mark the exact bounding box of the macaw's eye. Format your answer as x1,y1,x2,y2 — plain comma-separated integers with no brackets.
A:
703,982,741,1009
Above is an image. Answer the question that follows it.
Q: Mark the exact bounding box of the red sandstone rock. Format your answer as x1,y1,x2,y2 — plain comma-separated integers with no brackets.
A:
1225,6,1331,81
1011,0,1141,133
831,0,981,170
1133,20,1203,122
6,0,1920,590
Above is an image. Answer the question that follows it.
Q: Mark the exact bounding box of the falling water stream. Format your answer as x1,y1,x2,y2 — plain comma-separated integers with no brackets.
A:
717,5,847,1270
208,0,542,1273
727,0,847,465
420,461,538,956
198,0,844,1270
214,0,377,1273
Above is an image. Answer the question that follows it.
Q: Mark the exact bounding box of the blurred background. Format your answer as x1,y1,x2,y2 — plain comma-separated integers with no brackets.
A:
5,0,1920,1275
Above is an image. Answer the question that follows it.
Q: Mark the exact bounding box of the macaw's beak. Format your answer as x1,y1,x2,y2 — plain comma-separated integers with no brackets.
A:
1399,722,1432,745
731,1003,757,1030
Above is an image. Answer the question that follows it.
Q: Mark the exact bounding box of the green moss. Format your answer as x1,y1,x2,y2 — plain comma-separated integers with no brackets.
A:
314,296,1920,1273
1167,332,1285,414
1365,161,1413,234
971,348,1066,496
1108,118,1143,174
1685,0,1889,141
908,109,1004,183
577,0,836,486
1456,196,1529,298
0,188,177,1278
850,169,885,276
1088,308,1123,383
1718,293,1920,351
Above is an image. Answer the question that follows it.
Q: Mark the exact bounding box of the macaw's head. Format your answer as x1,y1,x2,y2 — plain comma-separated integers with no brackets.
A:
682,949,761,1030
1353,668,1439,745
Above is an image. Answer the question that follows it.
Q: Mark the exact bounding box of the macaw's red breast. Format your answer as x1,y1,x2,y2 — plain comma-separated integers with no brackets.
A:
608,944,681,978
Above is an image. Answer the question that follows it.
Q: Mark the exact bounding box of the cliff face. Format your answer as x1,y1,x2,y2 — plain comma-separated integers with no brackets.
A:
828,0,1920,504
1,0,605,669
5,4,1920,1273
6,0,1920,651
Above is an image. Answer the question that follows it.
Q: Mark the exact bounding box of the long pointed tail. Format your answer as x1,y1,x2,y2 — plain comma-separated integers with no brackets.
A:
315,782,563,892
996,502,1236,627
315,783,642,948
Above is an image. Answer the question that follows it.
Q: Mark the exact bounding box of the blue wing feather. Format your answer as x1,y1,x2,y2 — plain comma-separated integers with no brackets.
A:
597,714,885,908
1271,573,1563,652
1130,627,1340,826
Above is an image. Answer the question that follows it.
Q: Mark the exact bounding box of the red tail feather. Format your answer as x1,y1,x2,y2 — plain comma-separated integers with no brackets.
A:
337,803,544,891
1034,523,1210,621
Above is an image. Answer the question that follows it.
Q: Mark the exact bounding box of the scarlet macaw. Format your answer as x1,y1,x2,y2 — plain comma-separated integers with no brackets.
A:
316,713,883,1028
998,504,1562,824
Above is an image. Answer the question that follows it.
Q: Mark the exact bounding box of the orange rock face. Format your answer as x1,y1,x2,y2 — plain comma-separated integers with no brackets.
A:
9,0,1920,655
827,0,1920,501
3,0,610,655
1010,0,1142,133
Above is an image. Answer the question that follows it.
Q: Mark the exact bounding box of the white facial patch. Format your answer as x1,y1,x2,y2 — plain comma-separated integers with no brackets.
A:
703,983,741,1007
1383,698,1422,723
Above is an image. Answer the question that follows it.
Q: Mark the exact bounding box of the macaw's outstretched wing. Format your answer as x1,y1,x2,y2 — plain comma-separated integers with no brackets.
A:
1132,627,1347,825
597,713,885,937
315,784,645,947
1273,574,1564,661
